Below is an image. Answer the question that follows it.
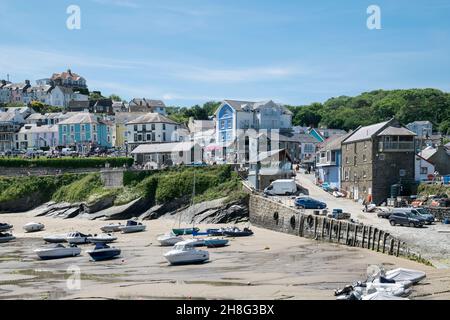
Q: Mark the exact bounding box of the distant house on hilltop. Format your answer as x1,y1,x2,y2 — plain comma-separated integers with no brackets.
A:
51,69,87,89
128,98,167,115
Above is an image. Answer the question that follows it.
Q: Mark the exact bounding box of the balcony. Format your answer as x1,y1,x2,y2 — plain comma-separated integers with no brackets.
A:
378,141,415,152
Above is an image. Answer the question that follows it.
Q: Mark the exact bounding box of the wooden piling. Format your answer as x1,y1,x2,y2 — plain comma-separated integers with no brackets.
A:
337,221,342,243
367,226,372,249
396,240,401,257
389,238,395,255
321,218,325,239
382,233,388,253
371,228,377,250
298,215,304,237
353,224,358,247
345,222,350,245
314,216,318,237
329,220,333,241
377,230,382,252
362,226,366,248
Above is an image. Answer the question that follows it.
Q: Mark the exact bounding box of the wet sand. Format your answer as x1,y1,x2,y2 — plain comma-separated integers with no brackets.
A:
1,213,449,300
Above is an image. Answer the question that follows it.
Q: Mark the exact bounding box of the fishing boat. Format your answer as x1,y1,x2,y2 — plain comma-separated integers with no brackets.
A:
172,227,200,236
23,222,45,233
66,232,92,244
204,238,229,248
100,223,123,233
87,233,117,244
86,243,121,261
0,223,13,232
157,232,184,246
163,241,209,265
43,234,68,243
119,220,146,234
0,232,15,243
223,227,254,237
34,244,81,260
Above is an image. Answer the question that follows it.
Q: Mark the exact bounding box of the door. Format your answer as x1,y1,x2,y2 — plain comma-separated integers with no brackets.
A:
353,187,359,200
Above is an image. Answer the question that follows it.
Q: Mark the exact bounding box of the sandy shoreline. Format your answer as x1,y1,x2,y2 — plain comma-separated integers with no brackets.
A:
1,213,449,300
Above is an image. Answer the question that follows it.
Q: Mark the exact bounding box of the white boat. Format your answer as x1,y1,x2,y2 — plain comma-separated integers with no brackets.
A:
157,232,184,246
182,238,205,247
0,223,13,232
382,268,426,284
366,281,412,297
100,223,123,233
34,244,81,260
0,232,15,243
43,234,68,243
23,222,45,233
66,232,92,244
164,241,209,265
87,233,117,244
119,220,146,234
362,292,409,300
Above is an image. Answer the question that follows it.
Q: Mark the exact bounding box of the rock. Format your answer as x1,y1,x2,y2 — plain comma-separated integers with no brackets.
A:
81,195,116,214
140,196,190,220
81,197,152,220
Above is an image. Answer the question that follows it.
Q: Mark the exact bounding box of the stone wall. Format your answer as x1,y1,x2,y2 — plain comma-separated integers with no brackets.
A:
0,167,102,177
249,194,422,260
100,169,124,188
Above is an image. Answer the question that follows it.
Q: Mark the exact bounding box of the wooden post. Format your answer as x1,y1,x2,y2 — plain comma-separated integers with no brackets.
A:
321,218,325,239
371,229,377,250
314,216,318,237
367,226,372,249
329,220,333,241
377,230,382,252
353,224,358,247
298,215,304,237
362,226,366,248
345,222,350,245
396,240,401,257
382,233,388,253
389,239,395,255
337,221,342,243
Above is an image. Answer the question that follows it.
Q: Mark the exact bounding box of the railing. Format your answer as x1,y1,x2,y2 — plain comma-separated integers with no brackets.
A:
378,141,415,152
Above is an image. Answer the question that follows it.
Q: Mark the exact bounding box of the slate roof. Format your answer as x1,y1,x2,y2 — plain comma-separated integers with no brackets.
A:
126,113,178,125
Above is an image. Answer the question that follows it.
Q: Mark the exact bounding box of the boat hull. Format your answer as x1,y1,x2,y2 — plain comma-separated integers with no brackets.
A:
43,235,68,243
157,235,184,246
87,236,117,244
23,224,45,233
0,236,15,243
120,226,146,233
87,249,121,261
164,251,209,265
34,248,81,260
100,225,122,233
204,239,229,248
172,228,199,236
223,231,253,237
0,225,13,232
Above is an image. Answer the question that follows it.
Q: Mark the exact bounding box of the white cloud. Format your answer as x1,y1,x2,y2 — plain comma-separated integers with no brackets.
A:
92,0,139,8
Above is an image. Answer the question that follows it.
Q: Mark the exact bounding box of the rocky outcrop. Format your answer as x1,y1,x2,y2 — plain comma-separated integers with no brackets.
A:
158,197,249,224
0,192,50,213
31,202,82,219
80,197,152,220
81,195,116,214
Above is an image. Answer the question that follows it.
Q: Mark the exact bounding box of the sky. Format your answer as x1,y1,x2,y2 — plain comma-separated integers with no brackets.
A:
1,0,450,106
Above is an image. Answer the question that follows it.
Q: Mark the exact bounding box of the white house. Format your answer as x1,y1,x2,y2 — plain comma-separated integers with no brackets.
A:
406,121,433,138
49,86,74,108
415,154,435,182
17,124,59,150
125,113,182,151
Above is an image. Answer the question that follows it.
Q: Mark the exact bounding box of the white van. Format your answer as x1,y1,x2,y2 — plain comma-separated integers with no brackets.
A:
264,179,297,196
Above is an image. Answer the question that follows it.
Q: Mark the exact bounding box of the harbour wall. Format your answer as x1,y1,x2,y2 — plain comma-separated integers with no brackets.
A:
249,194,426,261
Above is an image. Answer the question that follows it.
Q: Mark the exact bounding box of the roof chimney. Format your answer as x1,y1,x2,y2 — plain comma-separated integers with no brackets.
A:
25,79,30,85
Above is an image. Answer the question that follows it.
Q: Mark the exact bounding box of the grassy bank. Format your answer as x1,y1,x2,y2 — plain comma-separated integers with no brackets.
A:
0,157,133,168
0,165,244,209
417,184,450,197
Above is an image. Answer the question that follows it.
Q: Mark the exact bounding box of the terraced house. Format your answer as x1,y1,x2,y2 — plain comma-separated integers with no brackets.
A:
58,113,112,152
341,118,416,204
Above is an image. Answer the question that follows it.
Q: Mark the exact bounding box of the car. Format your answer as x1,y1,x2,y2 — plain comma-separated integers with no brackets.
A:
376,208,393,219
394,208,435,225
388,212,424,228
294,197,327,209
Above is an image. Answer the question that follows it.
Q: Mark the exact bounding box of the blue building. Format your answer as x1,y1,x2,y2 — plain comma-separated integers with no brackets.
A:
58,112,112,152
316,134,348,190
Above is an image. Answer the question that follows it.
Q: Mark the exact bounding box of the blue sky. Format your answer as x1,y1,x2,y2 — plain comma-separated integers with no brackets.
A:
1,0,449,106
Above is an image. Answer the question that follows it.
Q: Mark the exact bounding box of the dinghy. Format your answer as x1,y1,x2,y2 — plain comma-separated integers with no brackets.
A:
100,223,123,233
87,233,117,244
223,227,254,237
43,234,68,243
164,241,209,265
382,268,426,284
86,243,121,261
157,232,184,246
119,220,146,234
0,232,15,243
182,238,205,247
172,227,200,236
34,244,81,260
66,232,92,244
23,222,45,233
204,238,229,248
0,223,13,232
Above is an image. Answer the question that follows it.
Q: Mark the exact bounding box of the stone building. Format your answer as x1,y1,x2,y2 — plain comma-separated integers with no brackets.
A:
341,119,416,205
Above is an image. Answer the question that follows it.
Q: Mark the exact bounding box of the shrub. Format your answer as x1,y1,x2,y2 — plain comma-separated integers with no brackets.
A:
0,157,133,168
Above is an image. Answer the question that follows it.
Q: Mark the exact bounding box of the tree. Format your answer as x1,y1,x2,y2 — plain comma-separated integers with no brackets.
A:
89,91,105,100
109,94,122,102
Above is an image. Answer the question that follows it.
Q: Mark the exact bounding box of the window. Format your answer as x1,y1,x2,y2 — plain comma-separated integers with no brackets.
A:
134,125,138,131
344,170,349,181
363,171,367,178
220,120,225,130
364,141,367,149
163,132,166,141
346,157,349,164
138,134,142,141
107,136,110,143
420,167,428,175
151,132,155,141
63,126,67,133
24,134,27,141
142,125,146,131
151,124,155,130
146,134,151,141
363,154,367,162
162,124,166,130
93,134,97,141
379,154,385,161
134,134,137,141
354,156,357,165
81,125,85,132
227,120,232,129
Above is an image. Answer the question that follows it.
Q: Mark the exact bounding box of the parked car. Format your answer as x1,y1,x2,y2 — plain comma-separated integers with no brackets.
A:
331,209,351,220
376,207,393,219
393,208,435,225
264,179,297,196
389,212,424,228
295,197,327,209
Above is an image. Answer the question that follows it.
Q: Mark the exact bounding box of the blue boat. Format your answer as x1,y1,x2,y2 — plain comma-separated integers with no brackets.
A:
204,238,229,248
86,243,121,261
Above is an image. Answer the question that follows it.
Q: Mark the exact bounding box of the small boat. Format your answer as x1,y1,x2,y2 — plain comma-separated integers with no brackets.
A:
0,232,15,243
66,232,92,244
43,234,68,243
172,227,200,236
182,238,205,247
207,228,226,236
204,238,229,248
34,244,81,260
87,233,117,244
119,220,146,234
100,223,123,233
163,241,209,265
382,268,426,285
0,223,13,232
157,232,184,246
86,243,121,261
223,227,254,237
23,222,45,233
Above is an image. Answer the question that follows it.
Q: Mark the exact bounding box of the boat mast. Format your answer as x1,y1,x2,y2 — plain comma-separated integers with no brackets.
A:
191,168,196,236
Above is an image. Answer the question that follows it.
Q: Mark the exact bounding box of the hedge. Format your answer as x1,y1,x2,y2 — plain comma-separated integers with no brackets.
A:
0,157,134,168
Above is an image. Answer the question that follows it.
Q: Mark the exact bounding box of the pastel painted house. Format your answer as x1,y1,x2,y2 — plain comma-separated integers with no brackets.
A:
17,124,58,150
316,134,348,190
58,113,112,152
